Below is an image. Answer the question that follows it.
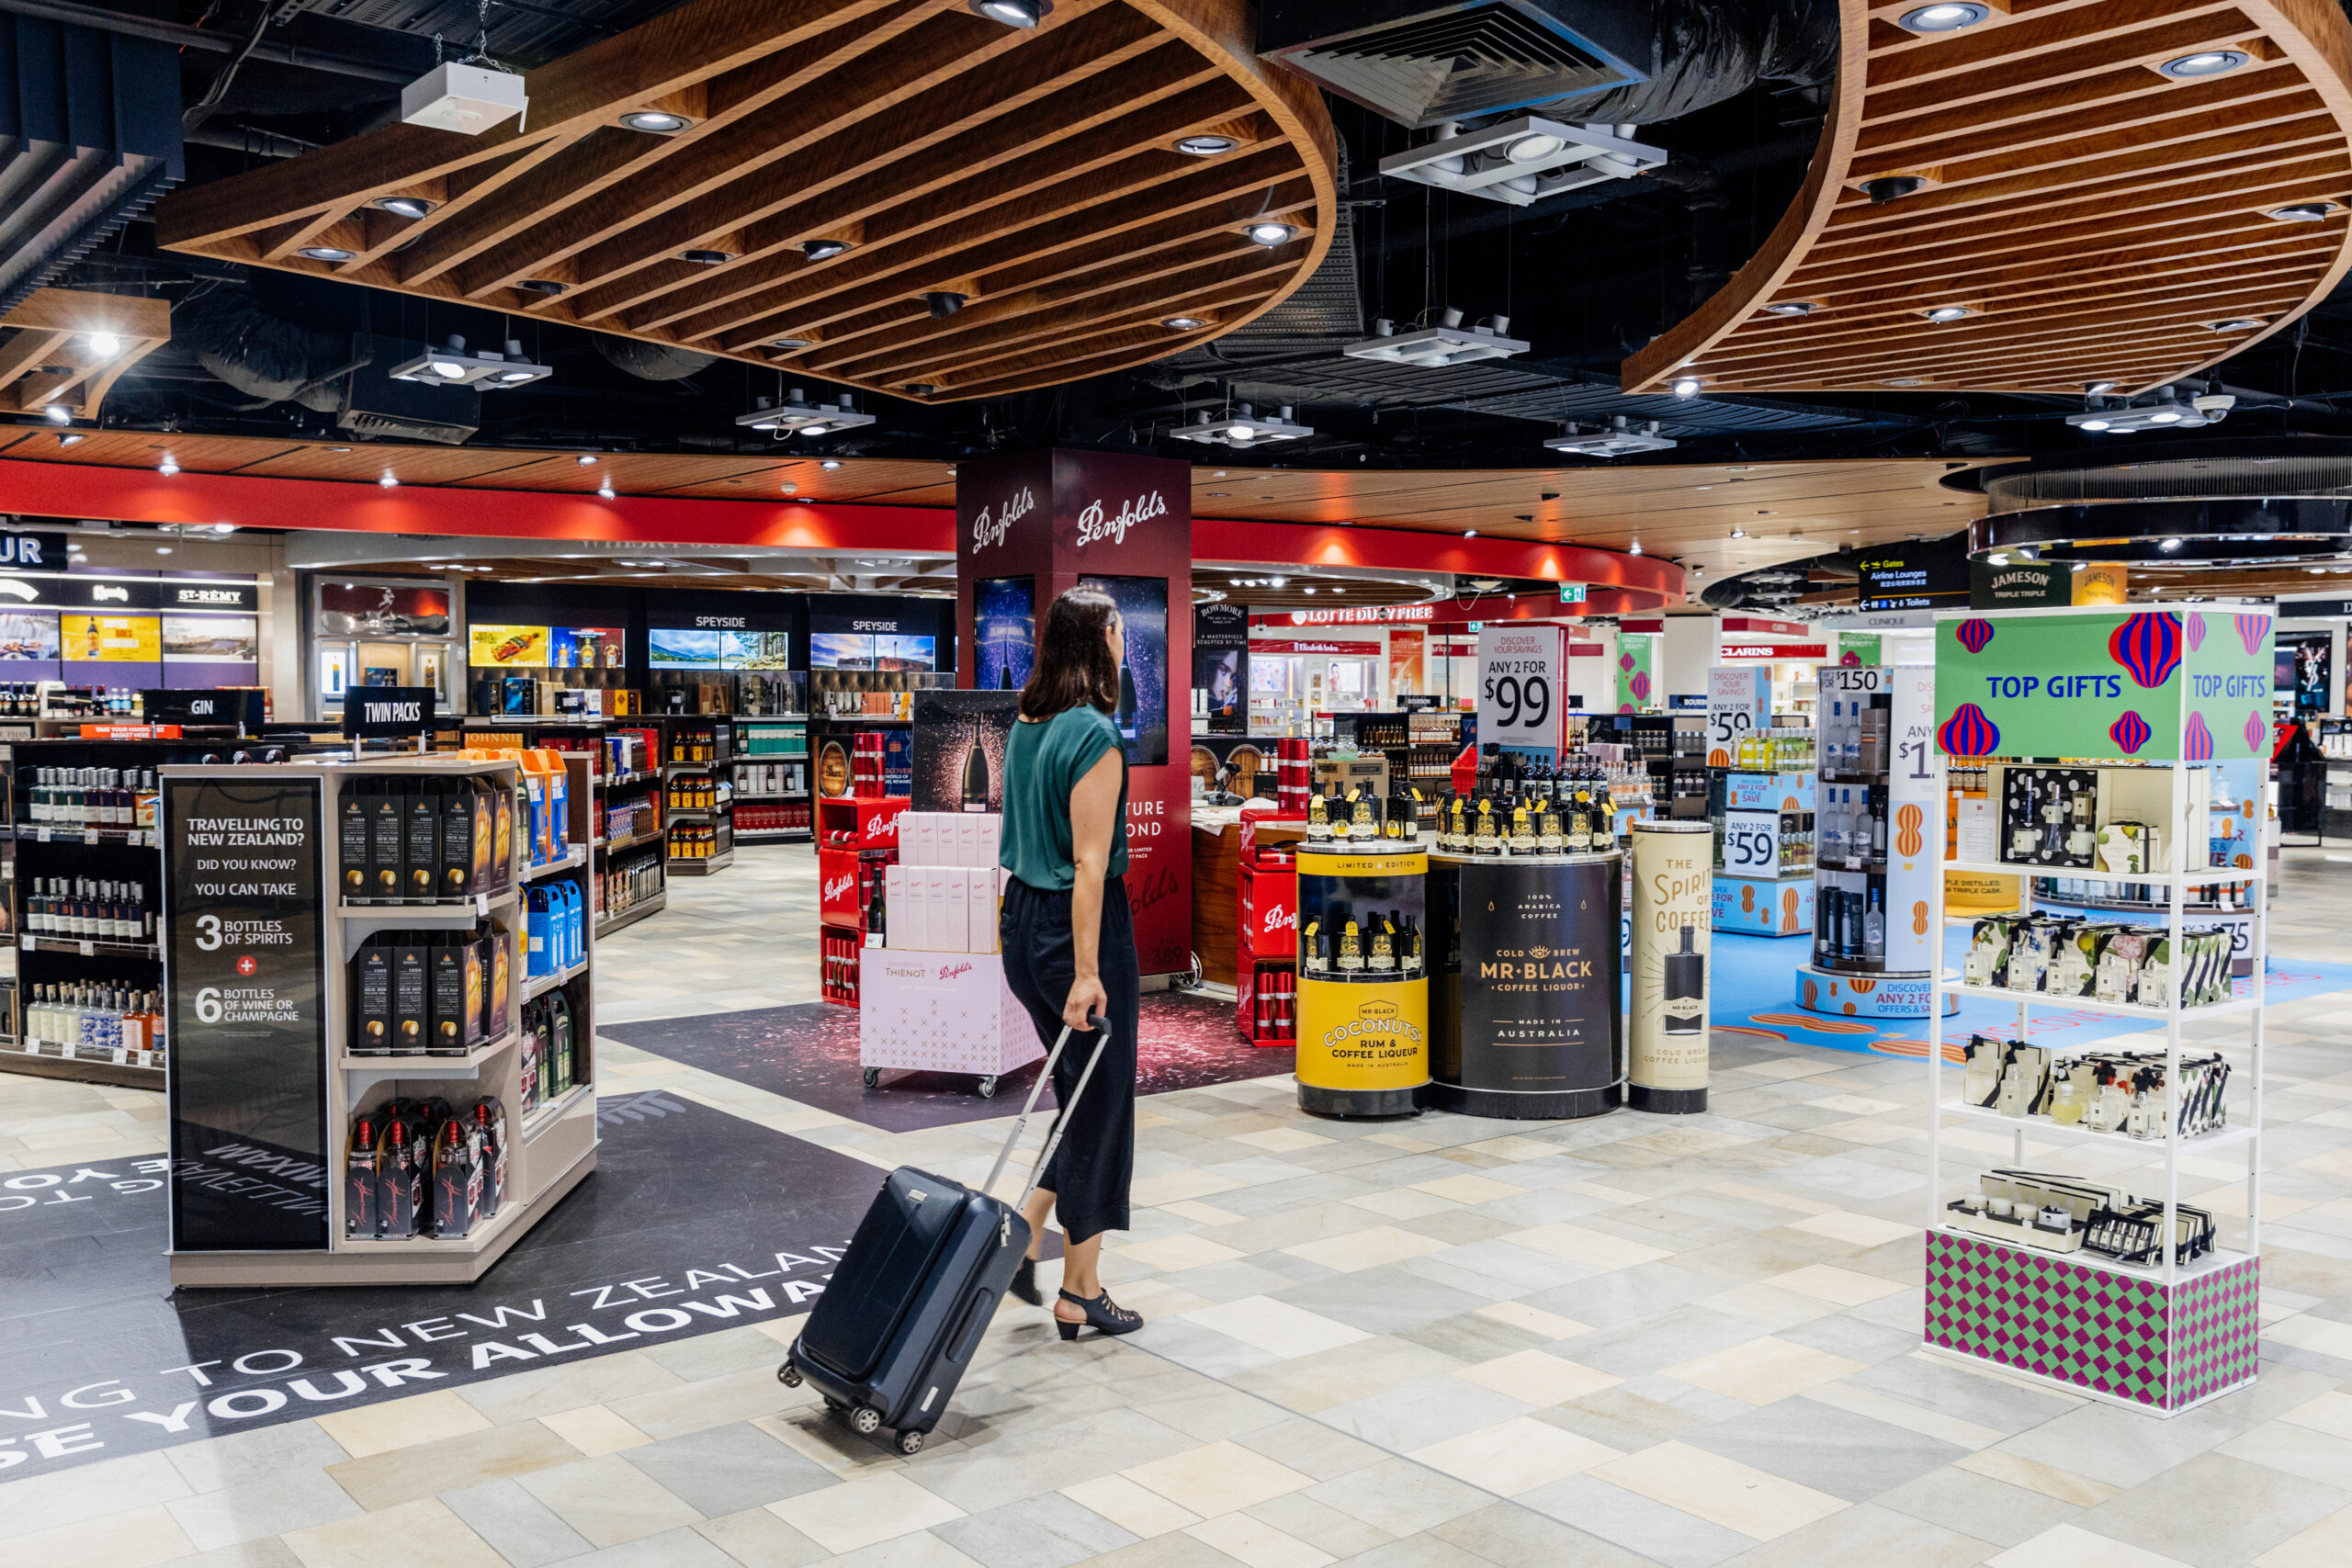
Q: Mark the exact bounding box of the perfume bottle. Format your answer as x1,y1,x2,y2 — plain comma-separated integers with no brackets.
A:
2048,1064,2094,1125
1338,918,1363,973
960,743,990,813
1661,924,1703,1034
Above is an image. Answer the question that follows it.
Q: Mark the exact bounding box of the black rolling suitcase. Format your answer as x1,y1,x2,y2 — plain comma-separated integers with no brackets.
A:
779,1013,1110,1454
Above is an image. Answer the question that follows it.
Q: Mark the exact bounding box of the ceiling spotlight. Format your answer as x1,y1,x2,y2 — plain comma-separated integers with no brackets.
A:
1985,552,2010,567
1381,115,1666,209
518,278,566,296
1897,3,1988,31
971,0,1046,26
801,239,852,262
768,336,814,351
296,246,354,262
1463,529,1477,538
620,109,692,133
574,454,598,467
1545,415,1676,457
375,196,435,219
41,402,71,424
324,446,352,453
2161,50,2249,77
1671,375,1702,398
2267,201,2340,221
58,432,83,446
2067,389,2220,434
680,248,734,265
379,472,399,488
1861,175,1926,204
820,458,842,470
1504,131,1567,162
2086,380,2118,394
155,546,172,555
212,523,236,534
85,332,120,357
1923,305,1973,321
1245,221,1296,246
1174,134,1237,156
736,387,876,437
1763,301,1815,317
1731,527,1747,538
2160,536,2184,551
924,290,967,319
390,333,553,388
157,455,178,476
1162,316,1208,331
2078,417,2112,431
1170,400,1310,448
1629,539,1643,556
1346,310,1528,367
596,479,616,499
2207,317,2265,333
1303,586,1317,594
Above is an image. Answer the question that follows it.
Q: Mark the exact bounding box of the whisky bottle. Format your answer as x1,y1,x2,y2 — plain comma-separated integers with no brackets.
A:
961,742,990,813
1338,918,1363,973
1662,924,1704,1034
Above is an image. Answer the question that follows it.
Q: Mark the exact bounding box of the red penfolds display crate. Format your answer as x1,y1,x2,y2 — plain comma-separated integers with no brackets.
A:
816,794,908,852
1237,808,1303,1045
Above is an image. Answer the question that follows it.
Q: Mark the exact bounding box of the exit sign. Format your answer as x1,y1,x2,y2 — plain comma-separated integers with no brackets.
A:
1557,583,1588,604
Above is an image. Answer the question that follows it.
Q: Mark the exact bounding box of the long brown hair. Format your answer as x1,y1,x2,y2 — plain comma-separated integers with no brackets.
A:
1019,586,1120,719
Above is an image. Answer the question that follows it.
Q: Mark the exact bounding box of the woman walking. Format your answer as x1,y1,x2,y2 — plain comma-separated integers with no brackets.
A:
999,586,1143,1338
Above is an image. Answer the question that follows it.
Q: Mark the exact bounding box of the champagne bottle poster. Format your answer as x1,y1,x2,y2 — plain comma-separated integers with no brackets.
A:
910,691,1019,815
1630,821,1712,1110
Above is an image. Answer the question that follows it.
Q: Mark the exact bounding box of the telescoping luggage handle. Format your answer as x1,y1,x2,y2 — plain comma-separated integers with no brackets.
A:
980,1011,1111,1219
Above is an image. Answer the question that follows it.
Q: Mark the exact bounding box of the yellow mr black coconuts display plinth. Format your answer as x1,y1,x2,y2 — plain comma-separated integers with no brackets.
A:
1295,844,1429,1118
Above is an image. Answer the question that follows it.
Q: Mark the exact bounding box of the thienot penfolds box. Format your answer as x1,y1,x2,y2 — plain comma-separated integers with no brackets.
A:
857,950,1041,1079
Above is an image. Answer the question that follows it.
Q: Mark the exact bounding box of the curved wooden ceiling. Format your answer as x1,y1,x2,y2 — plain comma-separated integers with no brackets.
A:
1625,0,2352,398
152,0,1337,404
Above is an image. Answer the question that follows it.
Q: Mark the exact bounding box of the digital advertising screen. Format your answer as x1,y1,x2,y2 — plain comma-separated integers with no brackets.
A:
975,576,1035,692
1079,573,1170,766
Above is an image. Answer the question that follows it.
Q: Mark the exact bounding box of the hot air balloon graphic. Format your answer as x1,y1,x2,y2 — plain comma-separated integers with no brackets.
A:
2185,710,2215,761
1895,803,1925,857
1850,977,1876,996
1912,899,1929,936
2237,613,2271,656
2109,710,2152,756
1939,702,2000,757
2246,711,2268,754
2185,612,2208,651
1632,671,1651,700
1956,618,1996,654
2109,611,2183,689
1620,652,1634,671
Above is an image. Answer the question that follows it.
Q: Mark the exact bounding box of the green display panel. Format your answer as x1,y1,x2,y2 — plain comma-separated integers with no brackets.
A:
1933,607,2272,762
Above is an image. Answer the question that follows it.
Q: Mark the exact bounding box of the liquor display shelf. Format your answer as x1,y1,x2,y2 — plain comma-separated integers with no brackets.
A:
594,827,662,853
0,1043,160,1089
662,758,732,775
594,894,665,939
1939,978,2264,1022
1946,859,2253,887
164,753,599,1290
664,807,723,820
603,770,659,792
733,792,809,802
733,826,812,840
669,848,734,875
1938,1098,2258,1153
19,934,159,958
11,825,158,844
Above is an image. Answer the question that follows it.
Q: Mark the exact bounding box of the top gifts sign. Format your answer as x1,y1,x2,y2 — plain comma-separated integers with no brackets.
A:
1933,605,2272,763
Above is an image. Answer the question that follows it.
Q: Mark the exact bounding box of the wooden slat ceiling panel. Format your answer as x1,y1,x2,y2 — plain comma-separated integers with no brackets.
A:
0,291,172,421
1624,0,2352,396
150,0,1338,405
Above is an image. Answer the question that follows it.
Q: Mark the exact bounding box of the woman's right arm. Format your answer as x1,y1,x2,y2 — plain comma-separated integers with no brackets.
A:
1062,746,1122,1030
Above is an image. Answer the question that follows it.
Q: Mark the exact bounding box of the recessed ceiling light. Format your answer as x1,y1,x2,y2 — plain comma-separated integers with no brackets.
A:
157,455,178,476
574,454,598,466
1671,375,1701,398
2267,201,2339,221
1923,305,1973,321
42,403,70,423
1731,527,1746,538
58,432,83,446
379,473,399,488
1897,3,1988,31
1303,586,1317,594
2160,536,2184,551
1245,221,1295,246
155,546,172,555
620,109,692,133
1162,316,1207,330
1175,134,1237,156
2086,380,2118,394
1463,528,1477,538
680,248,733,265
2161,50,2249,77
85,332,120,356
971,0,1046,26
2207,317,2264,333
1629,539,1643,556
518,278,566,295
375,196,435,219
820,459,842,470
768,336,813,350
596,480,616,499
1763,301,1815,317
801,239,851,261
2078,417,2112,431
324,445,351,453
296,246,354,262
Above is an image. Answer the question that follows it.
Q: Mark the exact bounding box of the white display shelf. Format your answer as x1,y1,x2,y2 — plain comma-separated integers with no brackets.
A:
523,845,585,882
339,1028,519,1095
1940,977,2262,1021
1933,1225,2251,1284
1945,859,2255,888
1936,1098,2256,1153
525,958,589,1001
338,887,521,926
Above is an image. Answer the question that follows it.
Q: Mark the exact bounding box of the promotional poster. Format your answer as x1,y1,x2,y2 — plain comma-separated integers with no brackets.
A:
1193,603,1249,733
910,690,1019,814
975,576,1036,692
1079,573,1170,766
1629,820,1712,1113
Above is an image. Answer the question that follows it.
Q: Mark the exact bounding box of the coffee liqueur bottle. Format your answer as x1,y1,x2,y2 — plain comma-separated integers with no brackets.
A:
1399,912,1422,974
1329,788,1351,843
1370,916,1395,973
1662,924,1705,1034
1303,918,1326,974
1338,917,1364,973
1509,801,1535,855
1473,798,1500,856
1538,798,1564,853
961,741,990,813
1351,789,1376,841
1444,795,1465,852
1566,793,1592,853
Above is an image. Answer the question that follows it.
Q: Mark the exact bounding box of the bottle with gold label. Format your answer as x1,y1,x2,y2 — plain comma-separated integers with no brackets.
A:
1302,918,1327,974
1472,798,1499,856
1398,911,1422,974
1329,788,1351,842
1566,793,1592,853
1538,798,1564,853
1351,789,1376,841
1509,801,1535,855
1337,917,1363,973
1369,915,1396,972
1446,795,1466,852
1307,788,1330,843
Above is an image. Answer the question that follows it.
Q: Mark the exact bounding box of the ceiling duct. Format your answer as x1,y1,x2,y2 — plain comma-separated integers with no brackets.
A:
172,284,352,413
1261,0,1836,130
594,337,718,382
342,334,481,445
0,11,184,313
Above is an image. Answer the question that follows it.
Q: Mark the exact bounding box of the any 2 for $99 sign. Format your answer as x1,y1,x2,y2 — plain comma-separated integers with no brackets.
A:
1476,624,1569,752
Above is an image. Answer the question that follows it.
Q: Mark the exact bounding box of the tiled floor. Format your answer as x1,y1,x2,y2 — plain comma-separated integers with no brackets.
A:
6,844,2352,1566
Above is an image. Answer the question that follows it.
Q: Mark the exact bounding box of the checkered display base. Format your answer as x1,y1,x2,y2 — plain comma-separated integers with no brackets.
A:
1924,1232,2258,1409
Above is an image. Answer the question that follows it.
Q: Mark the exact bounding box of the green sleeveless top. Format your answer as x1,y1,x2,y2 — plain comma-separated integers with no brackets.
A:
1000,705,1129,890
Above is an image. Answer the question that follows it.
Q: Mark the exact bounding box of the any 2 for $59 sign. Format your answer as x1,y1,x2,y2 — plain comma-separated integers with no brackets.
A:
1476,625,1568,751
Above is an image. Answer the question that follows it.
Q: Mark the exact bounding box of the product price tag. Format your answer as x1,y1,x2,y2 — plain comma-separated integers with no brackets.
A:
1722,810,1781,874
1706,666,1771,764
476,892,489,916
110,1046,127,1064
78,940,94,957
17,933,30,952
35,826,50,842
1476,624,1569,750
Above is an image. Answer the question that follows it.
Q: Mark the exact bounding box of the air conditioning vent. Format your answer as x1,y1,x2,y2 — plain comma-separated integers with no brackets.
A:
1261,0,1649,129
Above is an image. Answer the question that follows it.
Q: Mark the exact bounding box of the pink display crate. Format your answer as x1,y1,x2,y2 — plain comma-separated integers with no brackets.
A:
857,949,1043,1094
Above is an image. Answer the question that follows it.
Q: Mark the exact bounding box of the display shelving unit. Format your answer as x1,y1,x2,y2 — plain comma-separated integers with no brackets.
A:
462,717,670,938
1922,604,2268,1417
658,716,734,876
733,715,811,842
164,754,597,1287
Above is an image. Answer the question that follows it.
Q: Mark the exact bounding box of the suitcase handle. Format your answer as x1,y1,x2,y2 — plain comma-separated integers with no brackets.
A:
979,1011,1110,1216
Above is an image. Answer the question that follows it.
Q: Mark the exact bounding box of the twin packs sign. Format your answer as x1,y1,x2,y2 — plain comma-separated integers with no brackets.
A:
1934,608,2271,762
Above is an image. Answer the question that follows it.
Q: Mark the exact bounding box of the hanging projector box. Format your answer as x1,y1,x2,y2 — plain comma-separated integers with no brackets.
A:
910,690,1020,815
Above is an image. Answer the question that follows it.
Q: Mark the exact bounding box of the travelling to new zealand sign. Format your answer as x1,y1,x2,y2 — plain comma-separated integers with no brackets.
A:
1934,607,2272,762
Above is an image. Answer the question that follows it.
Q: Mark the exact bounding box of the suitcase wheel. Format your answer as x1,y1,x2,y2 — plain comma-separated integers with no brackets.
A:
821,1395,846,1415
863,1066,880,1089
777,1362,802,1388
849,1405,882,1436
978,1076,997,1099
896,1428,925,1456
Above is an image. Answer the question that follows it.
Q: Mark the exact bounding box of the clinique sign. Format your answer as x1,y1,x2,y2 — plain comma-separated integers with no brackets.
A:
1074,490,1168,549
969,486,1035,554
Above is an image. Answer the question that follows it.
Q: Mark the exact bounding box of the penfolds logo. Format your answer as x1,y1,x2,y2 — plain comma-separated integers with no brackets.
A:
1074,489,1167,548
823,873,854,903
939,962,973,981
970,486,1035,553
869,811,900,840
1261,906,1296,933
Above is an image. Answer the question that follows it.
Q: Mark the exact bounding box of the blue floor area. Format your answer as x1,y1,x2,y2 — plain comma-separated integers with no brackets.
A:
1706,921,2352,1063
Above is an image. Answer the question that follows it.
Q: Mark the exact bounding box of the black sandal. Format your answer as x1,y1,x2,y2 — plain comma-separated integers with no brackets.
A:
1056,1287,1143,1339
1010,1257,1042,1306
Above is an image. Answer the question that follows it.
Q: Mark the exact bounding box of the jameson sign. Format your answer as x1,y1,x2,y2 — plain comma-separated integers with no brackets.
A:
1935,608,2273,762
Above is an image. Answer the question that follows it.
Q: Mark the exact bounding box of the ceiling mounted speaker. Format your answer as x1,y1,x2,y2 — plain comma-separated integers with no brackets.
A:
1259,0,1650,129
